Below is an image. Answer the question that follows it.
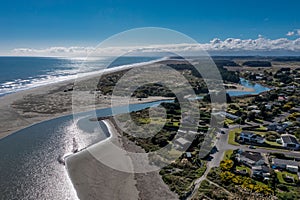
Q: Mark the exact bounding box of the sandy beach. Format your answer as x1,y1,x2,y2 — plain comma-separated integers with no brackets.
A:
66,120,177,200
0,60,175,140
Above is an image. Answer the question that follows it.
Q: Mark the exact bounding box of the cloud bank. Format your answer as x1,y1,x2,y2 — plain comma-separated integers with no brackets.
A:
11,36,300,57
286,29,300,37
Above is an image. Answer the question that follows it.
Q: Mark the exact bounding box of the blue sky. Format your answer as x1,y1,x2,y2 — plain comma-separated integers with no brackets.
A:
1,0,300,55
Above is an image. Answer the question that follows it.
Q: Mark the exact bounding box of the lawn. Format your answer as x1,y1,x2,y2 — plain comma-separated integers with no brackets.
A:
228,128,241,146
253,131,282,147
223,149,233,160
236,165,251,174
225,118,235,125
256,126,268,131
265,140,281,147
276,171,299,185
253,131,267,136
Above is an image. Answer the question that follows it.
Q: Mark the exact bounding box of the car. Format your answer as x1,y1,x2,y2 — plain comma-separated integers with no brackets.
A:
248,145,256,149
221,131,226,134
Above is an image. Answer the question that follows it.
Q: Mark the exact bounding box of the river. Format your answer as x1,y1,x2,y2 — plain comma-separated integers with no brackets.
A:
0,100,172,200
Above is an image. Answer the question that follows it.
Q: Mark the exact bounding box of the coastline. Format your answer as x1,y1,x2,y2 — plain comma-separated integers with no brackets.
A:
65,119,178,200
0,58,173,140
65,119,139,200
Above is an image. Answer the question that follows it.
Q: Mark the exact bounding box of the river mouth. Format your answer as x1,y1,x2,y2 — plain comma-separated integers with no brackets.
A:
0,100,172,200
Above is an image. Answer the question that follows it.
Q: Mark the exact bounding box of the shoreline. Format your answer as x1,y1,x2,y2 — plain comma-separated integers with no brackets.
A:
64,119,115,200
0,58,173,140
65,119,178,200
65,119,140,200
0,96,173,141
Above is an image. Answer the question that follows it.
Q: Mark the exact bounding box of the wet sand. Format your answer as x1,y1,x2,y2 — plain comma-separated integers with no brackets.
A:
66,120,177,200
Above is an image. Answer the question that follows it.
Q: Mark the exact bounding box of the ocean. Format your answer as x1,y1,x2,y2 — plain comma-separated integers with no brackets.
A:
0,56,161,96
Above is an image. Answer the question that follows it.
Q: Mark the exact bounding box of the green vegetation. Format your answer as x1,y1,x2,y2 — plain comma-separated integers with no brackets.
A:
276,171,299,185
193,180,232,200
114,61,300,199
223,149,233,160
207,167,273,196
228,128,241,146
236,165,251,174
160,158,206,199
242,61,272,67
220,159,234,171
168,63,240,83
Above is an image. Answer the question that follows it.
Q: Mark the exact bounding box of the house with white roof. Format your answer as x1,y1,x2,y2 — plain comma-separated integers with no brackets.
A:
272,158,299,173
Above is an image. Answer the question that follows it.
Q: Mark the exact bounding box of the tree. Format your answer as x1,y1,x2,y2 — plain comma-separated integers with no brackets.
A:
220,159,234,171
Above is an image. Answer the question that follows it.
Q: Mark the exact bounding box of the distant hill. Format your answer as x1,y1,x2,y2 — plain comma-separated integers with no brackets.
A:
242,61,272,67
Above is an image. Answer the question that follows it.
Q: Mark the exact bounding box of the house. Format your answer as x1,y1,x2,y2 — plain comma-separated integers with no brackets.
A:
185,152,192,158
284,175,295,183
272,158,299,173
250,109,261,115
212,111,238,120
252,164,271,180
290,107,300,113
265,104,272,110
280,134,300,149
278,96,287,102
267,123,279,131
174,137,190,150
236,150,265,167
248,105,258,110
287,165,299,173
267,122,290,133
239,132,265,144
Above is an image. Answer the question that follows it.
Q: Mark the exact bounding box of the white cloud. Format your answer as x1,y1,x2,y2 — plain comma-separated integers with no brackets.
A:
286,31,295,36
286,29,300,36
11,36,300,57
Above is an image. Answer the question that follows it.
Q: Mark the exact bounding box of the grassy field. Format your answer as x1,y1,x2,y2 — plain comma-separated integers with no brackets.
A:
236,165,251,174
223,149,233,160
228,128,241,146
276,171,299,185
265,140,281,147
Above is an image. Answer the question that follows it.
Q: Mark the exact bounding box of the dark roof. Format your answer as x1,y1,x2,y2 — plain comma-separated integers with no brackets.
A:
272,158,299,167
241,151,263,162
240,131,254,136
281,134,299,144
251,134,263,139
